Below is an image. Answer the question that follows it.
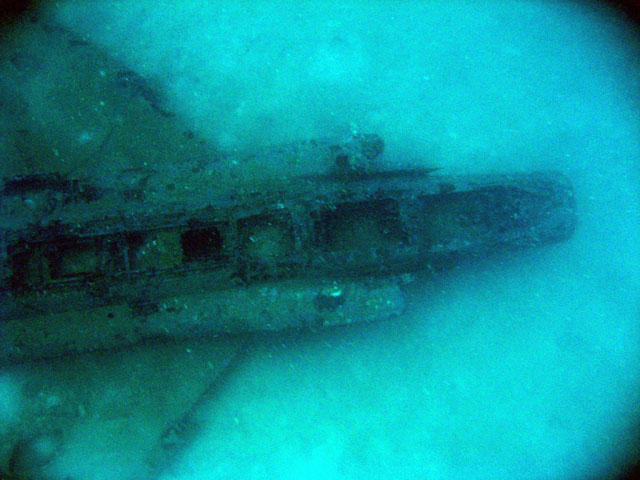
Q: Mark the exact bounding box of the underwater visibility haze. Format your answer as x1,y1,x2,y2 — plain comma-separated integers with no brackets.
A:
0,1,639,479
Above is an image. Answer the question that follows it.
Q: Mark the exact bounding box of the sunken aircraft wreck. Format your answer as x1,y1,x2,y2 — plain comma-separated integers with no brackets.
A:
0,16,576,365
0,133,576,363
0,12,581,480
